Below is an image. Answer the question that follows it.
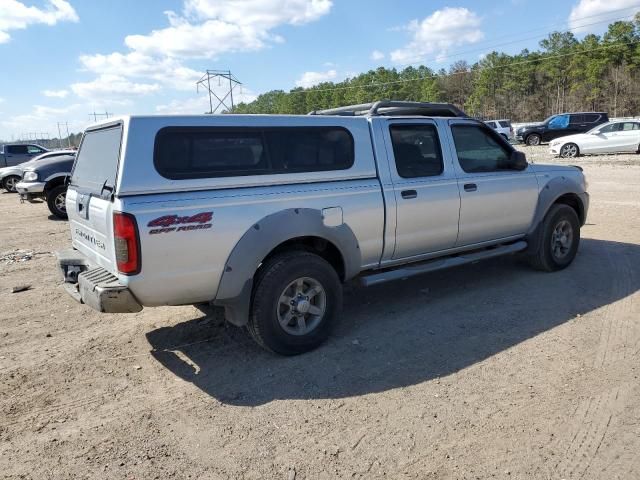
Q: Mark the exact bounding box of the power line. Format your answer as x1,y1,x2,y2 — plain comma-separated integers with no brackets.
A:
394,11,640,70
284,39,640,95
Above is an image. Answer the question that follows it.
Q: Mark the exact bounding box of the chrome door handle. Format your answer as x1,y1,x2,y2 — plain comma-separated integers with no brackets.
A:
464,183,477,192
401,189,417,199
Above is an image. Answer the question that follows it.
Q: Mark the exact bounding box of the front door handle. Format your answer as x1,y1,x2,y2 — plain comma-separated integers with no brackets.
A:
401,189,417,199
464,183,477,192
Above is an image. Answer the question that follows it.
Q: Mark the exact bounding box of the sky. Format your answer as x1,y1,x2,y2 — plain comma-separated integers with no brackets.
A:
0,0,639,140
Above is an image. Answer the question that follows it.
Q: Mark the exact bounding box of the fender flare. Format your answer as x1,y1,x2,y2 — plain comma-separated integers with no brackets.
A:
526,174,586,253
213,208,361,326
43,173,69,189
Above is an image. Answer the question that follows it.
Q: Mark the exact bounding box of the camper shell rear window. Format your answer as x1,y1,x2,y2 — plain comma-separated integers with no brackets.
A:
71,124,123,195
154,126,355,180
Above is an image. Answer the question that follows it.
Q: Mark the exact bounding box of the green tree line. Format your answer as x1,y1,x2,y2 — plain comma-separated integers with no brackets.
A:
232,15,640,121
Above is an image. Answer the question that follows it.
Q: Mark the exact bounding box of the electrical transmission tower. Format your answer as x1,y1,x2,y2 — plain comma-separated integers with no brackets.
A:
88,111,113,122
196,70,242,114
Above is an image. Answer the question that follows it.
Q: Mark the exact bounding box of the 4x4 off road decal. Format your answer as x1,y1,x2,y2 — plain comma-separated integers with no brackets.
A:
148,212,213,235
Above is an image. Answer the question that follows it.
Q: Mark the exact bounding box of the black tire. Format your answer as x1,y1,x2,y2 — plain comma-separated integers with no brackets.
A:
527,204,580,272
559,142,580,158
46,185,68,219
247,251,342,355
525,133,541,146
2,175,20,193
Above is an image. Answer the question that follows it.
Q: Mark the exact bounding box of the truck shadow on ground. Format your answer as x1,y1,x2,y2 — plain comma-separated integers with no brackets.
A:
146,238,639,406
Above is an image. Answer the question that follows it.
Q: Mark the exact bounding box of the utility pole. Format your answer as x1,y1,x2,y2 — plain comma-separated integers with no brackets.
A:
58,122,72,148
57,123,63,148
196,70,242,114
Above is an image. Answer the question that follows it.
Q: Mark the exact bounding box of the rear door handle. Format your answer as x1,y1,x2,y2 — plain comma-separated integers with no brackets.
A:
463,183,477,192
401,189,417,199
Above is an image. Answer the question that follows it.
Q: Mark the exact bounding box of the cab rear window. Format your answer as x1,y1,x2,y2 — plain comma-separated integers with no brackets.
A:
71,125,123,194
154,127,354,180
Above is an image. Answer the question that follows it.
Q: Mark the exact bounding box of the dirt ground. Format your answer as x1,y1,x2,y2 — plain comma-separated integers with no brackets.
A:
1,146,639,480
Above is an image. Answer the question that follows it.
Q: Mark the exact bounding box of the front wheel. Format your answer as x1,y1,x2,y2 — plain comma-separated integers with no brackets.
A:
560,143,580,158
47,185,68,219
248,251,342,355
2,175,20,193
525,134,541,146
527,204,580,272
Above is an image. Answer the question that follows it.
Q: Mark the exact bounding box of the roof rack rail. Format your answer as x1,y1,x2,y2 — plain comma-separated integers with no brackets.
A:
308,100,468,118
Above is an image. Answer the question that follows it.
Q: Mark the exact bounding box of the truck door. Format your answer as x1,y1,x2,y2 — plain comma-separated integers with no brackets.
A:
383,119,460,259
447,120,539,246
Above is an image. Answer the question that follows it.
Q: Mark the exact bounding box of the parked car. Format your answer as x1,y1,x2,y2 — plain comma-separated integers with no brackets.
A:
0,143,49,167
549,120,640,157
15,154,75,219
516,112,608,146
485,119,514,141
0,149,75,192
55,101,589,355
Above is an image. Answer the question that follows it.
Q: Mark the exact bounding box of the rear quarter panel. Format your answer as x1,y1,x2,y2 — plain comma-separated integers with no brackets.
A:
119,180,384,306
114,115,384,307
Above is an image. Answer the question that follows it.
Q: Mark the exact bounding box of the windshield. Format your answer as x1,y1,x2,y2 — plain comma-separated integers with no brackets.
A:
71,125,122,195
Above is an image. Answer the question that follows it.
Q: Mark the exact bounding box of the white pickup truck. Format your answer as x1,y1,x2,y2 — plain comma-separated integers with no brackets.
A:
56,101,589,355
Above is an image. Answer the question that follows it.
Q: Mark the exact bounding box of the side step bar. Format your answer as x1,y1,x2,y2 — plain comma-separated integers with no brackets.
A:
360,241,528,287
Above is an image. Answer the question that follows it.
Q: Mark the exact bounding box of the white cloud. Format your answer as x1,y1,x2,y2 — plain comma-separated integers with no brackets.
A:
390,7,484,64
295,69,337,88
42,89,69,98
125,0,333,58
70,1,331,104
78,52,202,91
0,103,85,132
71,74,161,100
370,50,385,61
568,0,640,32
0,0,78,43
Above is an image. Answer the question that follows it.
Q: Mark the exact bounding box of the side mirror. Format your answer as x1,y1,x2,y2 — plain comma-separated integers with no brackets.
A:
511,150,528,171
592,130,601,135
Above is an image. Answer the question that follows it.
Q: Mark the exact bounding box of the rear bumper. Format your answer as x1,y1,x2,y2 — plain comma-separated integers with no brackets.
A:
55,248,142,313
16,181,45,201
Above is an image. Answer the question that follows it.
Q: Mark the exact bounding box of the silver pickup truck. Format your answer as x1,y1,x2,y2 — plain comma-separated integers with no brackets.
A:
56,101,589,355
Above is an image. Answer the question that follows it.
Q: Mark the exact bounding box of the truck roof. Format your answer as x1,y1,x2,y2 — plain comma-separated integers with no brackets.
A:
84,101,468,131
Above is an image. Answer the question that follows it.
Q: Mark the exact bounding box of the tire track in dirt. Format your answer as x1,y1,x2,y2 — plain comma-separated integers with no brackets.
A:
550,240,638,479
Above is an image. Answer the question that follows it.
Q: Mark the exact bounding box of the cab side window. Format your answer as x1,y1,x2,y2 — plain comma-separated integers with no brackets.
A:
451,125,517,173
621,122,640,131
548,114,570,130
6,145,28,154
598,123,619,134
389,124,444,178
27,145,44,154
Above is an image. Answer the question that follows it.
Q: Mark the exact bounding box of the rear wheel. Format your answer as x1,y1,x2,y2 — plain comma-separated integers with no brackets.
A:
247,251,342,355
2,175,20,193
527,204,580,272
46,185,68,219
560,143,580,158
525,133,541,146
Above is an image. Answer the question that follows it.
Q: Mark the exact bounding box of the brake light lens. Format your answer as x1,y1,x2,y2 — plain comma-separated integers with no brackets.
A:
113,212,141,275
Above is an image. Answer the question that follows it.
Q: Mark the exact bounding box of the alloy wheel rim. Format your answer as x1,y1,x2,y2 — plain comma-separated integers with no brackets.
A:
55,192,66,212
6,177,16,191
561,144,578,157
277,277,326,336
529,135,540,145
551,219,573,259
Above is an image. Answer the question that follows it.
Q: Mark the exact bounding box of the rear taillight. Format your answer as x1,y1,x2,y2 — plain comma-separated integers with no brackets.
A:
113,212,141,275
